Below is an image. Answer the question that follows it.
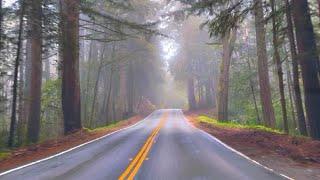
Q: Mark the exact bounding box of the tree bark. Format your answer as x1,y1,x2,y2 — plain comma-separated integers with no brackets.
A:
0,0,3,51
17,40,25,145
271,0,289,133
27,0,42,143
0,0,2,106
292,0,320,139
217,28,237,121
60,0,82,134
285,56,297,130
19,23,32,145
318,0,320,21
285,0,308,136
8,0,26,147
253,0,276,128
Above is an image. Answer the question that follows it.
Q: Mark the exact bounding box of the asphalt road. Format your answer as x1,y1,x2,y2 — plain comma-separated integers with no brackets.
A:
0,109,287,180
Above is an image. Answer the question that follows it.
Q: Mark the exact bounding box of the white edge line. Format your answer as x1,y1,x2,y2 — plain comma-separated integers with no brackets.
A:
0,112,154,177
181,112,294,180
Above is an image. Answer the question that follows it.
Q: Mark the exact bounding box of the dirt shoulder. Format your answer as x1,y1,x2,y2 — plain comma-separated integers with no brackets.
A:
185,110,320,180
0,115,144,172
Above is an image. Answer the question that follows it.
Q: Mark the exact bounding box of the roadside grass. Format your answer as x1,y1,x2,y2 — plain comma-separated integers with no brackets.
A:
0,151,10,161
197,115,283,134
0,119,130,157
84,121,121,133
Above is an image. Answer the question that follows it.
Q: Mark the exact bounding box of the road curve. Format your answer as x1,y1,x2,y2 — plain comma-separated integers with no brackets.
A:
0,109,287,180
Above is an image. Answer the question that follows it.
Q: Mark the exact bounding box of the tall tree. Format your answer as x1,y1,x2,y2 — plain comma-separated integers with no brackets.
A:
89,44,106,126
118,59,127,119
27,0,43,143
187,63,197,110
8,0,26,147
17,49,25,145
60,0,82,134
0,0,3,51
292,0,320,139
285,0,307,135
105,44,116,123
317,0,320,21
285,55,297,130
253,0,276,128
270,0,288,133
105,67,114,123
246,51,261,124
21,28,32,141
83,40,94,123
217,28,236,121
205,78,213,107
127,60,135,115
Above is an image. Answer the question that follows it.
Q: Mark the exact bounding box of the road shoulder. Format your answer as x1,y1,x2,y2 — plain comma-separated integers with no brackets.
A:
185,110,320,180
0,115,144,172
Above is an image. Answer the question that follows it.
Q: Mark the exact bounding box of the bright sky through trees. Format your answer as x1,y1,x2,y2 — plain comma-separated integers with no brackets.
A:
3,0,14,7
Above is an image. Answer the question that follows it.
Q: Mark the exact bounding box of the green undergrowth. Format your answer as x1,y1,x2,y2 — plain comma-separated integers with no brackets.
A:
197,115,283,134
84,121,121,133
0,151,11,161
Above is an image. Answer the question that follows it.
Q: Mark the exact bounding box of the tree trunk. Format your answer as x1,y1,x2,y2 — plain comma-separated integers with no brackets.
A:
127,60,134,115
285,0,308,136
285,56,297,130
187,75,197,110
57,1,63,79
197,78,201,107
27,0,42,143
105,67,114,124
253,0,276,128
17,41,25,145
83,40,94,123
211,64,217,109
44,56,50,81
112,82,116,122
246,56,261,124
19,25,32,145
205,78,213,107
8,0,26,147
0,0,3,51
60,0,81,134
0,0,2,105
89,45,106,126
318,0,320,21
217,28,236,121
271,0,289,133
105,43,116,123
292,0,320,139
118,60,127,119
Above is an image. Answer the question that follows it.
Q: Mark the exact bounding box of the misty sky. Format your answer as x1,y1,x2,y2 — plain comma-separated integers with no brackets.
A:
4,0,15,7
2,0,180,62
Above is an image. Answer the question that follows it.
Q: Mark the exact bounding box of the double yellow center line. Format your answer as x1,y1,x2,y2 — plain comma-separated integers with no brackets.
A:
119,113,168,180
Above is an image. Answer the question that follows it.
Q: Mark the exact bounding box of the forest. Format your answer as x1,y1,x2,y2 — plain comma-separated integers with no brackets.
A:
1,0,320,153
